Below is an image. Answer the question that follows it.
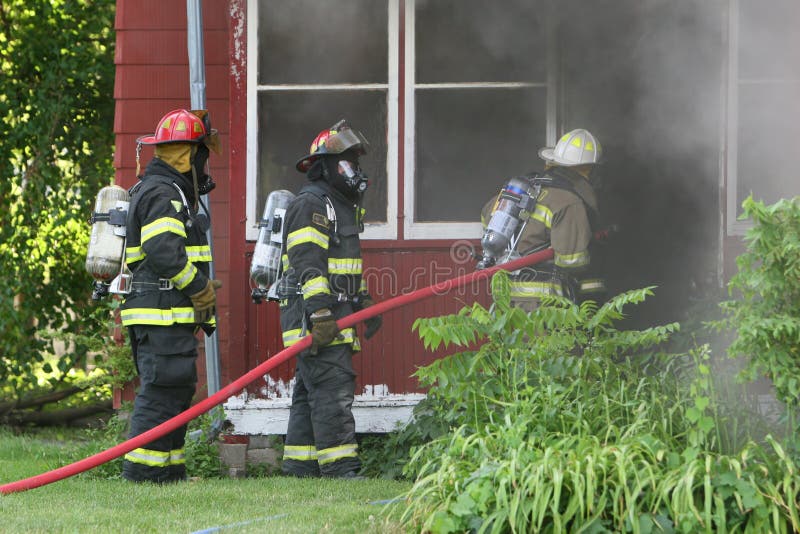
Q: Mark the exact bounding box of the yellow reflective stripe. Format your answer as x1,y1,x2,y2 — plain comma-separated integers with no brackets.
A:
186,245,212,262
124,447,170,467
328,257,362,275
329,328,357,348
170,262,198,290
317,444,358,465
120,307,197,326
359,279,368,293
283,445,318,461
126,246,145,263
555,250,589,269
282,254,290,271
287,226,328,251
579,278,606,293
170,448,186,465
302,276,330,298
509,280,563,298
283,328,359,349
141,217,186,244
282,328,304,347
530,204,553,228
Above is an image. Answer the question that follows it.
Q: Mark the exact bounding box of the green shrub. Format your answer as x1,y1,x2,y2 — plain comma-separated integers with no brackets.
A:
713,196,800,419
391,273,799,533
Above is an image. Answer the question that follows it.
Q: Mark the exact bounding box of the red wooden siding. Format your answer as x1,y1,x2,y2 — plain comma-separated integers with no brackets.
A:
244,244,492,396
113,0,495,400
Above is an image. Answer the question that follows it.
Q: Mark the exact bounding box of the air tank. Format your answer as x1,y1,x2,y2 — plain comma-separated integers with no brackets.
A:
250,189,296,290
85,185,129,281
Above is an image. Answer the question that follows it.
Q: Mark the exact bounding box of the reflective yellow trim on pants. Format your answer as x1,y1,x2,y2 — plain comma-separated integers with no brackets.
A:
317,443,358,465
124,447,170,467
283,445,318,461
170,448,186,465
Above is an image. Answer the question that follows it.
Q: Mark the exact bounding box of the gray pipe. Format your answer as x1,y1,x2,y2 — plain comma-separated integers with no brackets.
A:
187,0,221,397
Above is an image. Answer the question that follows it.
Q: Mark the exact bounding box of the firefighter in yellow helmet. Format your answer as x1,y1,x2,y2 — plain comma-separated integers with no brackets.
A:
479,128,607,310
279,119,381,479
120,109,222,483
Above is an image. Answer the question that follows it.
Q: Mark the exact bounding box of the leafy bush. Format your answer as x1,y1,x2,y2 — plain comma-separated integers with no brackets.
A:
713,196,800,415
390,273,799,533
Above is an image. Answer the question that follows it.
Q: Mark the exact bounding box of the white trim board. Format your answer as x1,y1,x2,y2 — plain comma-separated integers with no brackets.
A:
224,392,426,435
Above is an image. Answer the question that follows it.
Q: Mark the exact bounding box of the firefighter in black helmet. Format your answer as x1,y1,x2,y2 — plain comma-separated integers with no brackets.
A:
120,109,222,483
279,120,382,478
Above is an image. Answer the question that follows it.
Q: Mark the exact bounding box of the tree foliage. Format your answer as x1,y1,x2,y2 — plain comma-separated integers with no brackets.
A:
714,196,800,410
0,0,116,401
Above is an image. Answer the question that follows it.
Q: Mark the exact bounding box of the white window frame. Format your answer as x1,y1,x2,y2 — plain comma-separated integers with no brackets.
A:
245,0,399,241
402,0,558,240
726,0,800,236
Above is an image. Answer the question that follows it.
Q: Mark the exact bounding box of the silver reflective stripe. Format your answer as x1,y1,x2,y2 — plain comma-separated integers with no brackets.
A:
170,448,186,465
317,444,358,465
509,281,563,297
284,445,318,461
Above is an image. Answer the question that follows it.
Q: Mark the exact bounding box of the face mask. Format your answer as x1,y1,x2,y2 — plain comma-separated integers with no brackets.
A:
337,160,369,193
193,144,216,195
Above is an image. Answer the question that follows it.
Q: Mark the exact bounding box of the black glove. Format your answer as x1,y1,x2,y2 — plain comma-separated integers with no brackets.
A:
360,297,382,340
309,308,340,355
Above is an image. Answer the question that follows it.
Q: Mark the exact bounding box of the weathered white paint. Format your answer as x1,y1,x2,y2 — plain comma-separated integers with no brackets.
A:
224,384,426,435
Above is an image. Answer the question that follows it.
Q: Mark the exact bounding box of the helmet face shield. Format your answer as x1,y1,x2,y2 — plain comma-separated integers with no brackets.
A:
296,120,369,172
325,128,368,155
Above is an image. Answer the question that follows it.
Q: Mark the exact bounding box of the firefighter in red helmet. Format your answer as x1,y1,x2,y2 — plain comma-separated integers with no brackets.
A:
120,109,222,483
279,120,381,478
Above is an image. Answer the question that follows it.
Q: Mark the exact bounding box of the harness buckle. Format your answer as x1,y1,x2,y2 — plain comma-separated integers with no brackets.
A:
158,278,174,290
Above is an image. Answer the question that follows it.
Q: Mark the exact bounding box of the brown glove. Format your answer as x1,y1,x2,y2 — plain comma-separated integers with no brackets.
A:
360,297,382,340
309,308,340,355
189,279,223,323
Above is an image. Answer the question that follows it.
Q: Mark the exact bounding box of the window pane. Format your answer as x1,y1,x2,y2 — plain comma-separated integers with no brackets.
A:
258,0,388,85
257,91,388,223
739,0,800,80
737,82,800,212
416,0,546,83
415,88,546,222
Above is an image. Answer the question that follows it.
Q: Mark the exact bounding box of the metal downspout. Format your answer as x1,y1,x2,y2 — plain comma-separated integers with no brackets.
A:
187,0,222,397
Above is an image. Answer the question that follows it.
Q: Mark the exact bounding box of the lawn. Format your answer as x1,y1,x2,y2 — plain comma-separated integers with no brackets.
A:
0,428,412,533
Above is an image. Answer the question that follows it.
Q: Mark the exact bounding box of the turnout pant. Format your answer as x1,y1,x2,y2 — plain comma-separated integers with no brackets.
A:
122,326,198,483
281,344,360,477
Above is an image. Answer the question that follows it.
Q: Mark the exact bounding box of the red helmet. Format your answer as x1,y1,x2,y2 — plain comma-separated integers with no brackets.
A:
137,109,209,146
295,120,368,172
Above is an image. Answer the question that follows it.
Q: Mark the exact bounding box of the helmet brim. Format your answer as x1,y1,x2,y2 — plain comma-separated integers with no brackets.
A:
539,147,572,166
137,129,221,154
296,153,321,173
538,146,600,166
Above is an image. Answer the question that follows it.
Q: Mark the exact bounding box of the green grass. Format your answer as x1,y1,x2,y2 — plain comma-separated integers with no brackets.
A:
0,428,411,533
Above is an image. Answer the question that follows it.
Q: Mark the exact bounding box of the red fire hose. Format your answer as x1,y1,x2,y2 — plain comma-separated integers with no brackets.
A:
0,248,553,494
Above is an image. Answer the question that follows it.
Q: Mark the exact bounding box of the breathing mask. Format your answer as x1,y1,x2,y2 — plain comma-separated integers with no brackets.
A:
336,160,369,193
192,144,217,195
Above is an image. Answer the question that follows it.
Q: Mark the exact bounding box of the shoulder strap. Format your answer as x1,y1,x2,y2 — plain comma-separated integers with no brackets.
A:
299,182,338,233
530,169,599,226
